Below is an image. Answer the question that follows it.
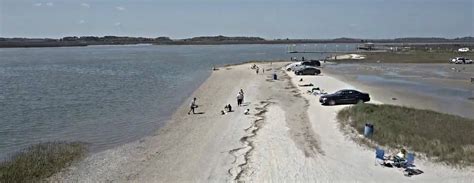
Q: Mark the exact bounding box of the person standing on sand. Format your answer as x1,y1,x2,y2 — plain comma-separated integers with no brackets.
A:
237,93,243,106
188,98,197,115
256,67,259,74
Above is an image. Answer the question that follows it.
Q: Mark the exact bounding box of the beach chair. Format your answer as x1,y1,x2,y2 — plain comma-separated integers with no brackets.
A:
403,153,415,168
375,147,385,166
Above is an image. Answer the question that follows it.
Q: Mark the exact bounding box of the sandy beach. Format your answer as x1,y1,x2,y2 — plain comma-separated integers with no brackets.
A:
50,62,473,182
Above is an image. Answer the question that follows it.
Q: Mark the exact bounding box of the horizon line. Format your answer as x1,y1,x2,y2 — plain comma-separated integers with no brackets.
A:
1,35,473,40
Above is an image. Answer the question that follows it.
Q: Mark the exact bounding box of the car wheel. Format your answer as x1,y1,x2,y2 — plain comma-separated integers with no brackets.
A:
329,100,336,106
357,99,364,104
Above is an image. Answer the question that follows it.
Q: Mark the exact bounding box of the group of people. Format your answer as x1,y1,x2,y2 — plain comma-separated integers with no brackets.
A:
188,89,249,116
221,89,247,115
221,104,233,115
251,64,264,75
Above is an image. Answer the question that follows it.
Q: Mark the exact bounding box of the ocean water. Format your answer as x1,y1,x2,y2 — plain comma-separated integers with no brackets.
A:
0,44,340,159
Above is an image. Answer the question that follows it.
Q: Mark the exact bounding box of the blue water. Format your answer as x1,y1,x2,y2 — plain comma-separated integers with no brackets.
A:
0,44,345,159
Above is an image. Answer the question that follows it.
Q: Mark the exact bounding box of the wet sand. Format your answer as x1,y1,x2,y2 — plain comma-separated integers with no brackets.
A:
50,62,473,182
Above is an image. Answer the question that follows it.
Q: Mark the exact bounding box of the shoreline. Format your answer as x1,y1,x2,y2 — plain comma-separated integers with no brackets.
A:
50,62,474,182
50,61,293,182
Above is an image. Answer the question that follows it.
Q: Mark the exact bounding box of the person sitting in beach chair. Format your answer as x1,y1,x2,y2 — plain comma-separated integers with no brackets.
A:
392,148,407,167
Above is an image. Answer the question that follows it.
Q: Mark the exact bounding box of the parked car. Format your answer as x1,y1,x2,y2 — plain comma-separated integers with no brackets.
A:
301,60,321,67
293,65,317,72
450,57,473,64
286,62,302,71
319,89,370,105
295,67,321,75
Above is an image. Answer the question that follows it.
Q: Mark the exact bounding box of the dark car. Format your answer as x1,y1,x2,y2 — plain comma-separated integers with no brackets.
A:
301,60,321,67
295,67,321,75
319,89,370,105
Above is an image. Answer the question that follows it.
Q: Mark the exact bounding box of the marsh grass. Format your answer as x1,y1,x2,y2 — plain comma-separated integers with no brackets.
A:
0,142,87,182
337,104,474,166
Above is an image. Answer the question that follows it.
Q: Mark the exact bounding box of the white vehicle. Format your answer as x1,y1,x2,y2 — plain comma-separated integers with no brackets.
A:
286,62,302,71
458,48,470,52
450,57,473,64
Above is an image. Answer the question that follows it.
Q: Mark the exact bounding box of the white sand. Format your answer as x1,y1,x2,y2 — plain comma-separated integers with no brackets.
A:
50,62,473,182
331,54,366,60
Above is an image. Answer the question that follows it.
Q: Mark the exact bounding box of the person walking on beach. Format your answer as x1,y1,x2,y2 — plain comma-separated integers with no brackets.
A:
188,98,197,115
237,93,243,106
256,67,259,74
239,89,244,103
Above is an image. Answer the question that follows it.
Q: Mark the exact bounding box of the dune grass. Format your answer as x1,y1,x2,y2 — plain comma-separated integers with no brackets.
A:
337,104,474,166
0,142,87,182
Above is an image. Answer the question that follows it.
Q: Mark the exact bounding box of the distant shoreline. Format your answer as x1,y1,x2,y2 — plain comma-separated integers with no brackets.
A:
1,35,473,48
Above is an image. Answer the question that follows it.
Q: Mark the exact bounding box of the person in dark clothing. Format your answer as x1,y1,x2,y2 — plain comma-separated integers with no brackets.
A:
237,93,243,106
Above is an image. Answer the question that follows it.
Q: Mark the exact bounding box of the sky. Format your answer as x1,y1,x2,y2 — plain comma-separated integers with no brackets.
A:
0,0,472,39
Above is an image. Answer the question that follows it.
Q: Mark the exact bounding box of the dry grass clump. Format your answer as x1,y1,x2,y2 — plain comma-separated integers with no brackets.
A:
337,104,474,166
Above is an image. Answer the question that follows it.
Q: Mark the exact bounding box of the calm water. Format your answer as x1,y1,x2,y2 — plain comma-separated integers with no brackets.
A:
325,63,474,119
0,44,342,159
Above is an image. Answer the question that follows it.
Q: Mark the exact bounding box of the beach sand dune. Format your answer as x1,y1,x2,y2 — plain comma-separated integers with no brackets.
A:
51,62,473,182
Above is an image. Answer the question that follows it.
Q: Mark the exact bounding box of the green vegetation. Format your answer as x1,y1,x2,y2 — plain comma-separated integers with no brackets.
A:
337,104,474,166
364,51,474,63
0,142,87,182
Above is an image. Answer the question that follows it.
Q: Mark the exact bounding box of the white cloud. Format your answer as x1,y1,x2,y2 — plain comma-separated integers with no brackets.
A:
78,20,86,24
46,2,54,7
33,3,42,7
115,6,125,11
81,3,90,8
114,22,122,26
